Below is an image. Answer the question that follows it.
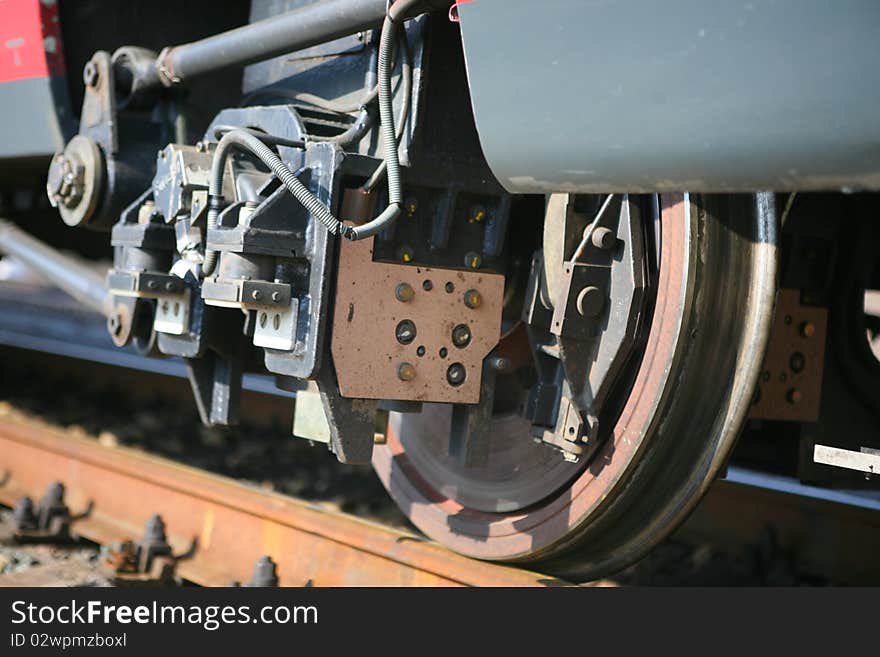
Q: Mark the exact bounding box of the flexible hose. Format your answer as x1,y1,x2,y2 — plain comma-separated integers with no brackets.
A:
362,24,412,192
202,129,350,276
346,1,423,240
202,0,418,265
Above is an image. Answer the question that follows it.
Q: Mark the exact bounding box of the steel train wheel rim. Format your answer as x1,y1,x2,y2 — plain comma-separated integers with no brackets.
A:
372,194,777,576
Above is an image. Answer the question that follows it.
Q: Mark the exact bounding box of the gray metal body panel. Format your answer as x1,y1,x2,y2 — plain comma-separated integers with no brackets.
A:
0,76,72,160
458,0,880,193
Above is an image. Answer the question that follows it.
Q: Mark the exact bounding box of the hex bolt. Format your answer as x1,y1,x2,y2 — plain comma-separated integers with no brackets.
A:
46,152,85,209
271,291,281,303
397,362,416,381
248,555,279,587
463,289,482,309
800,321,816,338
251,289,262,301
576,286,605,317
395,282,415,302
395,319,417,345
591,227,616,250
398,246,414,263
446,362,466,386
452,324,471,348
786,388,803,404
464,251,482,269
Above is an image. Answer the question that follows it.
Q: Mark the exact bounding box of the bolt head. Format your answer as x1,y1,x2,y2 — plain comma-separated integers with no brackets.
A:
591,227,616,250
489,356,511,372
468,204,487,224
463,289,482,309
397,362,416,381
464,251,482,269
251,289,262,300
395,282,415,302
46,152,85,208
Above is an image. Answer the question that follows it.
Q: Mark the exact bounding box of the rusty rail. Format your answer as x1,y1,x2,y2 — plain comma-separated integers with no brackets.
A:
0,411,570,587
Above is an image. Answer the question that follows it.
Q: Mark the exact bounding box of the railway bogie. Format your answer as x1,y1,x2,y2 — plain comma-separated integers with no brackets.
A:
0,0,878,579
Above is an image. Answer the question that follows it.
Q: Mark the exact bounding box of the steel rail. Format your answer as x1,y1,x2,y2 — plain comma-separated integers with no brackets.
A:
0,411,570,587
2,286,880,515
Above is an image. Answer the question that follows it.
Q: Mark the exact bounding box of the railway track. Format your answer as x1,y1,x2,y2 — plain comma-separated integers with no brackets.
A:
1,288,880,584
0,409,572,587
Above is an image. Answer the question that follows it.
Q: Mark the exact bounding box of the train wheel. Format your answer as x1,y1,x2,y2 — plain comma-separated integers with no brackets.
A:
373,193,778,579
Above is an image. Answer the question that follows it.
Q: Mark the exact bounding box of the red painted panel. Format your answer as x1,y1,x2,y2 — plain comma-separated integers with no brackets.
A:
0,0,65,82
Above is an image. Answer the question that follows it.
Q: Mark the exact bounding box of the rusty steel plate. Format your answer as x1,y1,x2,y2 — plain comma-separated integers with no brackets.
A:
332,236,504,403
750,288,827,422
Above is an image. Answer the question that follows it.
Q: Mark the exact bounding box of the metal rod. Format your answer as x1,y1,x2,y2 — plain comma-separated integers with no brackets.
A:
0,219,110,317
134,0,450,93
162,0,385,83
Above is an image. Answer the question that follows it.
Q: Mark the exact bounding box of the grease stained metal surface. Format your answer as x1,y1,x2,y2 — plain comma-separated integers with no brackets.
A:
0,413,564,587
332,235,504,403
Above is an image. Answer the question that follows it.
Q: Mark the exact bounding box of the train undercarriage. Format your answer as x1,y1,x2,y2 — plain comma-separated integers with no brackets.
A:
0,0,878,580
